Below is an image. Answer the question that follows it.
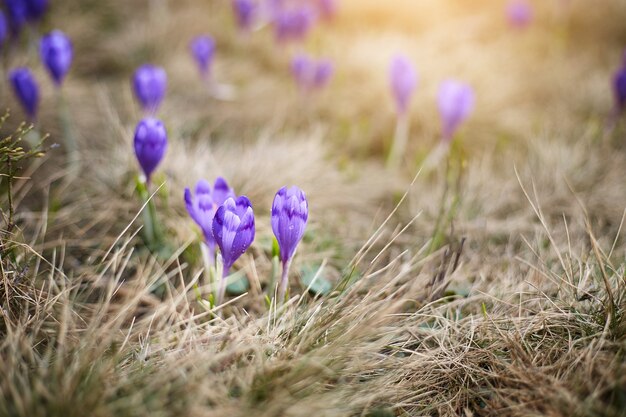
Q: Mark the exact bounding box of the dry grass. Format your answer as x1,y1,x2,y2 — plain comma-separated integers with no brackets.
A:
1,0,626,416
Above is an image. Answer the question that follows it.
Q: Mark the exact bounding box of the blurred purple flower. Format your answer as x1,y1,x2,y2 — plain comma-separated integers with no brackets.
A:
506,0,532,29
189,35,216,79
40,30,73,86
0,11,7,46
389,54,417,115
312,0,336,20
133,118,167,183
5,0,27,35
438,80,475,142
232,0,257,31
185,177,236,260
273,6,316,43
291,54,333,92
614,51,626,114
212,196,255,273
9,67,39,120
132,64,167,114
25,0,48,21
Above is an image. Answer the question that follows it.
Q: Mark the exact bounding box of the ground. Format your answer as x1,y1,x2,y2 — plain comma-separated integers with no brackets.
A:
1,0,626,416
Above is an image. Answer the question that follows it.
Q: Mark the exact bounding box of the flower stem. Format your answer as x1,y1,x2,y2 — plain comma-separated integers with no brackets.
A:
217,264,230,306
386,112,409,169
278,258,292,303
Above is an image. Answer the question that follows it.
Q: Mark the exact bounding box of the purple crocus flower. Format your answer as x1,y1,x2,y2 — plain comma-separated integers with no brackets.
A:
0,11,8,46
271,186,308,301
185,177,236,262
133,118,167,184
613,52,626,114
291,54,333,93
212,195,255,304
189,35,215,79
506,0,532,29
132,64,167,114
5,0,27,35
40,30,73,87
24,0,48,21
438,80,475,142
232,0,257,31
9,67,39,121
389,55,417,115
273,6,316,43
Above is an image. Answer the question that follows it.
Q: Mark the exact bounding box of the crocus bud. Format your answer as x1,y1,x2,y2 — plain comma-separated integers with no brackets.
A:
437,80,475,142
25,0,48,22
185,177,235,259
273,6,316,43
133,118,167,183
389,55,417,115
232,0,257,32
132,64,167,114
40,30,73,87
613,52,626,114
9,67,39,121
271,186,308,265
0,11,7,46
506,0,532,29
212,196,255,273
189,35,215,79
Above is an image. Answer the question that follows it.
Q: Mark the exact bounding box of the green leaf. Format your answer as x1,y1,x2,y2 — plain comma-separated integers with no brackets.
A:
300,264,332,296
271,236,280,258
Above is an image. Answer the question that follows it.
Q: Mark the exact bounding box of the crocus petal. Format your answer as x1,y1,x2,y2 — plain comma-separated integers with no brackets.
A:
212,196,255,269
212,177,235,206
231,206,255,263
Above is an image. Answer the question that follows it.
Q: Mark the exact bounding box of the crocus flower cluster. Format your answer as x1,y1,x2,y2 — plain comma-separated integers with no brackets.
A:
291,54,333,93
506,0,533,29
190,35,216,80
438,80,475,143
184,182,309,305
7,28,73,121
133,64,167,115
389,54,418,115
613,51,626,115
5,0,49,35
